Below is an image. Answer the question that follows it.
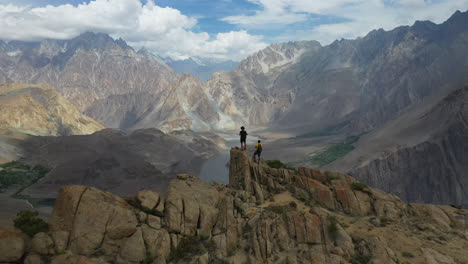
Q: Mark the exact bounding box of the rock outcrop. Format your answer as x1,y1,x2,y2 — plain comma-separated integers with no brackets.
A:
2,149,467,263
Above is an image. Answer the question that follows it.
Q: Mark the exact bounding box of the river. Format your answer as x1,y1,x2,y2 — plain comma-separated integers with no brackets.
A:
198,137,259,184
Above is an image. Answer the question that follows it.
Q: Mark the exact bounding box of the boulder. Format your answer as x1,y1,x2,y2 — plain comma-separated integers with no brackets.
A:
137,190,160,210
141,225,171,258
50,254,107,264
49,185,88,232
120,228,146,262
51,231,69,253
24,254,43,264
0,226,26,262
147,215,161,229
31,232,55,255
50,186,137,255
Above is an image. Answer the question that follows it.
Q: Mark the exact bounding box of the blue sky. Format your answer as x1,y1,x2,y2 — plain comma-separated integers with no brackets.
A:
0,0,467,61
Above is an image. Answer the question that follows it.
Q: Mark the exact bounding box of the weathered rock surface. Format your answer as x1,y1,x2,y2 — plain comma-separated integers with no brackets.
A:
6,149,468,263
0,226,27,262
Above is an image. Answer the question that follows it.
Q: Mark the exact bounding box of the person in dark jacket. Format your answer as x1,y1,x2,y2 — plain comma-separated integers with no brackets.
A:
239,126,248,150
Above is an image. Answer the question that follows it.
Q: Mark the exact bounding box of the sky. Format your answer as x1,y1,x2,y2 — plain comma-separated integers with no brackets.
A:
0,0,467,61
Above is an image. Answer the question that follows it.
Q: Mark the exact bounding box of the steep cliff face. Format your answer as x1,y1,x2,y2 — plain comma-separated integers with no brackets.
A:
0,83,104,136
2,149,466,264
327,86,468,206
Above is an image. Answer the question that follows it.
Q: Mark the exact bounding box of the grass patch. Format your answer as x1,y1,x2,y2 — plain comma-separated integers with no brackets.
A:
351,182,372,194
168,235,216,263
265,160,296,171
0,161,49,190
265,203,296,215
402,252,415,258
350,252,371,264
308,135,361,167
327,216,339,244
14,210,48,237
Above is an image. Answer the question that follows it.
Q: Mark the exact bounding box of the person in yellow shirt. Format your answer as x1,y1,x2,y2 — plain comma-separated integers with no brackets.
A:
253,140,262,163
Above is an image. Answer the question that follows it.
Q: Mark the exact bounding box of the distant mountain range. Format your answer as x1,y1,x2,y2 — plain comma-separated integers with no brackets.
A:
164,57,237,82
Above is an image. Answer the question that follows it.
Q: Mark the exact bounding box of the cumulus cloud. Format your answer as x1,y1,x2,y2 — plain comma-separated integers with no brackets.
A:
223,0,468,44
0,0,267,61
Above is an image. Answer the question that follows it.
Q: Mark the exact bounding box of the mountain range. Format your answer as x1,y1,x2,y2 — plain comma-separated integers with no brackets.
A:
1,10,468,209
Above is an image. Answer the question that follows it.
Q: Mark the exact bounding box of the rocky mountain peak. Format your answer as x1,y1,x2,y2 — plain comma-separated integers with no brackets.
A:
236,40,321,74
69,32,132,51
1,149,466,263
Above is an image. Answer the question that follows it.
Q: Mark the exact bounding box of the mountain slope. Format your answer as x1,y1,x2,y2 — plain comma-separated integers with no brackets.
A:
0,83,104,136
326,85,468,206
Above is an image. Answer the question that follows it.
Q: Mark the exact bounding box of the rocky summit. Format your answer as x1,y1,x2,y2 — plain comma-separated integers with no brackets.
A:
1,149,466,264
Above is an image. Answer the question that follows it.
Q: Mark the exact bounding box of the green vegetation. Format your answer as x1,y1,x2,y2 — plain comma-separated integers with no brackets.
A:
350,252,371,264
327,216,339,244
309,135,360,167
402,252,415,258
265,160,296,171
14,210,48,237
296,121,351,138
351,182,372,194
265,204,295,215
0,161,49,190
168,234,216,262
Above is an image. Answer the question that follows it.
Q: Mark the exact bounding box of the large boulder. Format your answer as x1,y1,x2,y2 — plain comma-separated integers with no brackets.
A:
165,176,221,236
31,232,55,255
119,228,146,262
137,190,161,210
0,226,27,262
49,186,138,256
142,225,171,258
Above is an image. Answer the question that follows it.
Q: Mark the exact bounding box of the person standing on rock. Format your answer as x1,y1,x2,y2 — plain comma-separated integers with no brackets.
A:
253,140,262,163
239,126,248,150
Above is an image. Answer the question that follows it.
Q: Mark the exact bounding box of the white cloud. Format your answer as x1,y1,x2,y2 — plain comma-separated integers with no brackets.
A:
0,0,267,61
222,0,468,44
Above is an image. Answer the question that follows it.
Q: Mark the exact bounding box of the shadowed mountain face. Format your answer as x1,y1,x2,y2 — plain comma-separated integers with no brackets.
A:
326,86,468,206
17,128,223,198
